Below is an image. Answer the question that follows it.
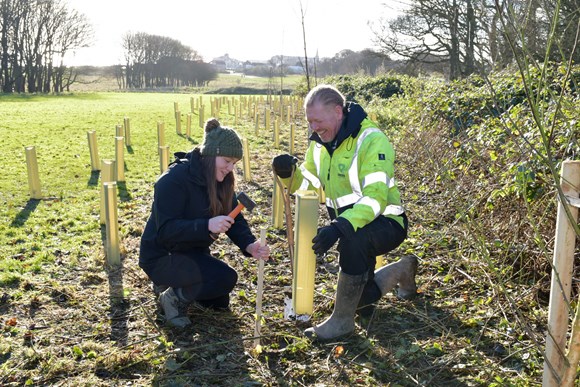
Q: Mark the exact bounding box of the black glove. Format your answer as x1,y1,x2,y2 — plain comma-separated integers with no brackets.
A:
312,224,342,256
272,154,298,178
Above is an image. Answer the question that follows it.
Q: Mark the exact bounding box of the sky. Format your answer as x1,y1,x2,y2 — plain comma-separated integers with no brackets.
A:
63,0,403,66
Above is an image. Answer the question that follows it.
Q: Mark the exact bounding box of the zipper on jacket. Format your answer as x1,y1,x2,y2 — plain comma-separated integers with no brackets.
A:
325,156,340,219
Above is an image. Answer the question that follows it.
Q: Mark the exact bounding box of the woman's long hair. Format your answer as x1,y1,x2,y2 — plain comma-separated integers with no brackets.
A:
201,155,235,216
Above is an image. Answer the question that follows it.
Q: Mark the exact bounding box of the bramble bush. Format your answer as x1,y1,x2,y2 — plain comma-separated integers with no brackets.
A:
373,64,579,287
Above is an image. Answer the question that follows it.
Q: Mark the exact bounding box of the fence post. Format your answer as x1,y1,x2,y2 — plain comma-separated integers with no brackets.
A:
543,160,580,386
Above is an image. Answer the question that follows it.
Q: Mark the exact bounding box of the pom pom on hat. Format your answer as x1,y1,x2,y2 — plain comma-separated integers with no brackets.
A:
200,118,243,159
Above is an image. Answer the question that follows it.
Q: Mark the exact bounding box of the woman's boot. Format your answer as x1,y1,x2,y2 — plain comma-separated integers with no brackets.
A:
158,287,192,328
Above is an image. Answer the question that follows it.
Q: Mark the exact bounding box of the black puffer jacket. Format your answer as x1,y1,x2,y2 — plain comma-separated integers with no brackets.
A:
139,148,256,269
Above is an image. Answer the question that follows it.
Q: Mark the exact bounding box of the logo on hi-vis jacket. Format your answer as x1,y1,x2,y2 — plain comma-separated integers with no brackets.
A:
337,163,347,177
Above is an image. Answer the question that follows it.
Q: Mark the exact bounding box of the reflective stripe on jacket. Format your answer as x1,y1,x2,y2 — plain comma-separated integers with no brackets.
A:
288,117,404,231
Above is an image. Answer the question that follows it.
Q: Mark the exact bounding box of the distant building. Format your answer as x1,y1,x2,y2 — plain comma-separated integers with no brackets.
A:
209,54,305,75
211,54,244,72
210,59,227,72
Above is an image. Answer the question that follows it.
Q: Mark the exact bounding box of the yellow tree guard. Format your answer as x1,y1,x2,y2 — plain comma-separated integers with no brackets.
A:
292,190,319,315
25,146,42,200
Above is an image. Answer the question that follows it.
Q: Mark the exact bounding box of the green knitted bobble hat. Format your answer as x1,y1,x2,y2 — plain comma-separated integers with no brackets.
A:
200,118,243,159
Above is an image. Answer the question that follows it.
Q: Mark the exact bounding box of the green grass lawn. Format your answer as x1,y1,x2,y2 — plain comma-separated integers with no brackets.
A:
212,72,304,89
69,71,304,93
0,92,296,284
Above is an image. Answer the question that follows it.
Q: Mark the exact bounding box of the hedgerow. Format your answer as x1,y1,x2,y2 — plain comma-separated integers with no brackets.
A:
371,64,579,287
294,74,403,103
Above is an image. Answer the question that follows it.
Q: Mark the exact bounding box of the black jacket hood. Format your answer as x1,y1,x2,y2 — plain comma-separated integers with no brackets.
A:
171,148,206,186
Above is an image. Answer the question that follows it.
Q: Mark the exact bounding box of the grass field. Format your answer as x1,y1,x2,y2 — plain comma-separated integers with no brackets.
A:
2,93,207,280
0,91,549,385
68,71,305,93
1,92,317,385
1,92,307,281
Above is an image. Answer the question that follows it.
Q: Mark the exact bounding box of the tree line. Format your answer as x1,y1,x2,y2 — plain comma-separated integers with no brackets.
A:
0,1,217,93
2,0,576,92
374,0,579,80
0,0,92,93
119,32,217,89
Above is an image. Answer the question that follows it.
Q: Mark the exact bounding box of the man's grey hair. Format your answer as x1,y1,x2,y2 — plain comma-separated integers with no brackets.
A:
303,84,346,110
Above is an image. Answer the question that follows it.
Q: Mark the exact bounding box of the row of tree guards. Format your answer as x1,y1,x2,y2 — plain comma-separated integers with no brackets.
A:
23,93,430,331
20,91,580,376
22,94,328,320
27,93,580,369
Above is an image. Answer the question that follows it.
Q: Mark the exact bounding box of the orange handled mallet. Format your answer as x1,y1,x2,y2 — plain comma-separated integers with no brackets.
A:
210,192,257,239
227,191,257,218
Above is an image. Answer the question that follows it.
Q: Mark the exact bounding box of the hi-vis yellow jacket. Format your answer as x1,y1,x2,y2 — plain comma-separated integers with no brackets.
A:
285,103,405,233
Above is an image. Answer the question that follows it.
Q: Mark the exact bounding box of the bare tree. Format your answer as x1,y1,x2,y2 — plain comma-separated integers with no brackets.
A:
0,0,91,93
52,6,93,92
479,0,549,68
122,31,147,88
555,0,580,63
0,0,26,92
314,49,392,76
372,0,484,80
121,31,213,90
298,0,311,91
374,0,578,78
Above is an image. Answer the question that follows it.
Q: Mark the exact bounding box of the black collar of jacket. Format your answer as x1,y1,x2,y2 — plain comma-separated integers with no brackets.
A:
187,148,206,185
170,148,206,186
309,101,367,153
